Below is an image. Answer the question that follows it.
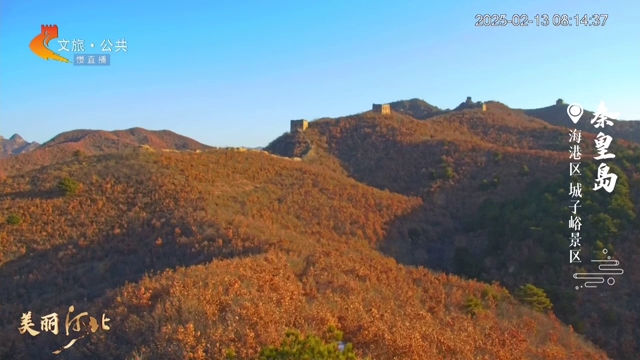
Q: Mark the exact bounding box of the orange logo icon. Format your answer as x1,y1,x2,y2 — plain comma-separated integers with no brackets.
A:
29,25,70,63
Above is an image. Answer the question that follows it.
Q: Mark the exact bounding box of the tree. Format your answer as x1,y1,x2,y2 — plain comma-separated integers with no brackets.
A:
257,326,359,360
443,166,455,180
593,240,614,260
464,296,483,317
57,177,80,196
590,213,618,239
5,214,22,225
514,283,553,312
72,149,85,157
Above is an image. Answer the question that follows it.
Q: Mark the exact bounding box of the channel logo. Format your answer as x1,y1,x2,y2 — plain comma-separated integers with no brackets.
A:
29,25,71,63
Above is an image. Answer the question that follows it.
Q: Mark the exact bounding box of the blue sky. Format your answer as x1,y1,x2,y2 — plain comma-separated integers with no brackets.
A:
1,0,638,147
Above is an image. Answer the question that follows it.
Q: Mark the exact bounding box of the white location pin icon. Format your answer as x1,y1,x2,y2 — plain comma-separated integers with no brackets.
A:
567,103,584,124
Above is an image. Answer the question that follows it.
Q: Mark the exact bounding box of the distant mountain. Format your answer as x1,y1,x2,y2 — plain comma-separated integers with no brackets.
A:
0,134,39,159
521,99,640,144
0,127,212,176
40,127,211,150
380,98,640,147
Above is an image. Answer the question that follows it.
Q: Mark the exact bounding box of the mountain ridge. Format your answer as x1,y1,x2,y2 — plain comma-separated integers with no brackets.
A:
373,97,640,144
265,99,640,359
0,133,39,159
520,100,640,144
1,97,638,358
0,127,213,177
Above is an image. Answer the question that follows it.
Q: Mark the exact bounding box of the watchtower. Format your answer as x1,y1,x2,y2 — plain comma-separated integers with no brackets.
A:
290,119,308,133
372,103,391,115
482,102,487,111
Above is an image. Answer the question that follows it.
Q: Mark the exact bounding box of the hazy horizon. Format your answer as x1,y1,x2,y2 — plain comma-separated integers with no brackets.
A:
0,97,638,147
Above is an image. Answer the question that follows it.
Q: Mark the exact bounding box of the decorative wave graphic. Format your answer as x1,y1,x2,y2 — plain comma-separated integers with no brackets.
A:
574,255,624,289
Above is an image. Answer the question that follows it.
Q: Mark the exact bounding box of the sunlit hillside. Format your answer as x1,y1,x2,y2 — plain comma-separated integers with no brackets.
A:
266,103,640,359
0,127,213,178
0,147,609,359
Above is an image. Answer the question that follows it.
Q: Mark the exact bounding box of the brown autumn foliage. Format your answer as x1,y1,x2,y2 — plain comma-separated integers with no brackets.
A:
266,103,640,359
0,145,609,359
267,102,604,199
0,127,213,177
388,98,443,119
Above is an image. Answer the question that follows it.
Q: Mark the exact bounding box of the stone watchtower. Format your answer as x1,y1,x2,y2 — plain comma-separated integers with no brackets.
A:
465,96,486,111
290,119,308,133
372,103,391,115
